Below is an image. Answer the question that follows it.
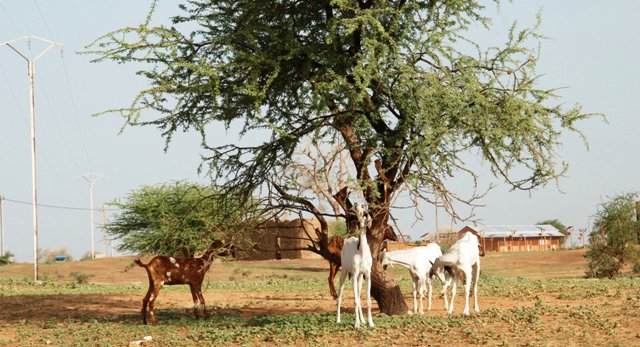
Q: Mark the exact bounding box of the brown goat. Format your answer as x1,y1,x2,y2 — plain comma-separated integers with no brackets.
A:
327,225,398,299
135,247,217,325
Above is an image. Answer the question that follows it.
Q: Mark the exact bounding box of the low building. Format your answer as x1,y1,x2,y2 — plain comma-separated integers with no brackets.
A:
242,218,323,260
458,225,564,252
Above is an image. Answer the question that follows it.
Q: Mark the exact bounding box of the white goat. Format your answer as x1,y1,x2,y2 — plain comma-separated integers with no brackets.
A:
336,203,374,329
380,243,442,314
429,232,480,315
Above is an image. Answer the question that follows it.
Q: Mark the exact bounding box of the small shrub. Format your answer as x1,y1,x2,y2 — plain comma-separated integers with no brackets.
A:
0,251,14,265
69,272,95,284
585,242,621,279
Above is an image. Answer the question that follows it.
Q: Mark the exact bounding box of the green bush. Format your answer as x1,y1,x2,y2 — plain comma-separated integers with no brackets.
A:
585,193,640,278
0,251,14,265
585,240,621,278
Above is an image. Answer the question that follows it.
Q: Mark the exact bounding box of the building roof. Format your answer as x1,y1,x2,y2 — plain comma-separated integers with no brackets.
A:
460,225,564,238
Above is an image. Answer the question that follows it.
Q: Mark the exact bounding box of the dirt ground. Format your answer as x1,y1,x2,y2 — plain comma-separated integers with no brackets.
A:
2,249,639,346
0,250,591,323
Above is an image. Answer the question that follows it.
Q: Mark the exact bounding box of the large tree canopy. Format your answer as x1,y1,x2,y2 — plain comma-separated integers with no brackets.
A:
87,0,592,314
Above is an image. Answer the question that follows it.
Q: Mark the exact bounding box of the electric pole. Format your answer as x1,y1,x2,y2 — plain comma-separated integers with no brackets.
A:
80,172,103,259
0,195,5,257
2,36,63,280
102,204,107,257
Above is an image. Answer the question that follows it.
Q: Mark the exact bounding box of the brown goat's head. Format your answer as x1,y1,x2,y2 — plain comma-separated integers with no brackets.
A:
383,225,398,242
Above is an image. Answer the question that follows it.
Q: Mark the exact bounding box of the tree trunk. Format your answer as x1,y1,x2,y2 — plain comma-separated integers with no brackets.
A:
370,261,408,315
367,217,409,315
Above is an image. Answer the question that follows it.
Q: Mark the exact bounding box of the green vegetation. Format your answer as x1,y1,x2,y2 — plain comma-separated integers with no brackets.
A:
585,193,640,278
107,181,257,257
328,220,348,237
0,251,14,265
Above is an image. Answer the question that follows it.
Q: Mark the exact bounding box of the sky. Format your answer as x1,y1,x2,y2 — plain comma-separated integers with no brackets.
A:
0,1,638,262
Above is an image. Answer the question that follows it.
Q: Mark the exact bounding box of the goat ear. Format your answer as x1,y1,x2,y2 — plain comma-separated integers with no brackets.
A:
429,260,434,266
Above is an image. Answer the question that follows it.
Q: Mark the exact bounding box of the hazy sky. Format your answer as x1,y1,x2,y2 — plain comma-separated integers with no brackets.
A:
1,1,638,262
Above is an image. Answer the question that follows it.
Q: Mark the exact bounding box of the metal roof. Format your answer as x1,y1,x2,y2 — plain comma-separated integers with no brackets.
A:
464,225,564,238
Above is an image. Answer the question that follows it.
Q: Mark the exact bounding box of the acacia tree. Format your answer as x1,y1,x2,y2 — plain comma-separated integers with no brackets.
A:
87,0,592,314
585,193,640,278
108,181,255,258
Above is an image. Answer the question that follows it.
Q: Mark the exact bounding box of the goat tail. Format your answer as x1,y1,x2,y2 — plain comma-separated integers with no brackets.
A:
134,258,147,268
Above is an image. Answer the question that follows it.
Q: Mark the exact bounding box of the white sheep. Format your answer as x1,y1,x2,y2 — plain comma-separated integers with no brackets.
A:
429,231,481,315
336,203,374,329
380,243,442,314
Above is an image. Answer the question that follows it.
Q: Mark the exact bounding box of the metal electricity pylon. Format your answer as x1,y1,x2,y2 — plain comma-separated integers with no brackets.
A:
80,172,103,259
2,36,63,281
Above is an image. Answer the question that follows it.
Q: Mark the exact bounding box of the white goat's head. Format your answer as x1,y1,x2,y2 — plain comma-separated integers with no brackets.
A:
353,202,372,233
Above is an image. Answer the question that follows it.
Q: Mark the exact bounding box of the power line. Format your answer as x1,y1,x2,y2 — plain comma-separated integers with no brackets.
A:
0,3,21,34
33,0,54,39
59,56,95,170
37,77,85,173
1,63,69,183
33,0,95,170
2,196,119,211
0,65,29,123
